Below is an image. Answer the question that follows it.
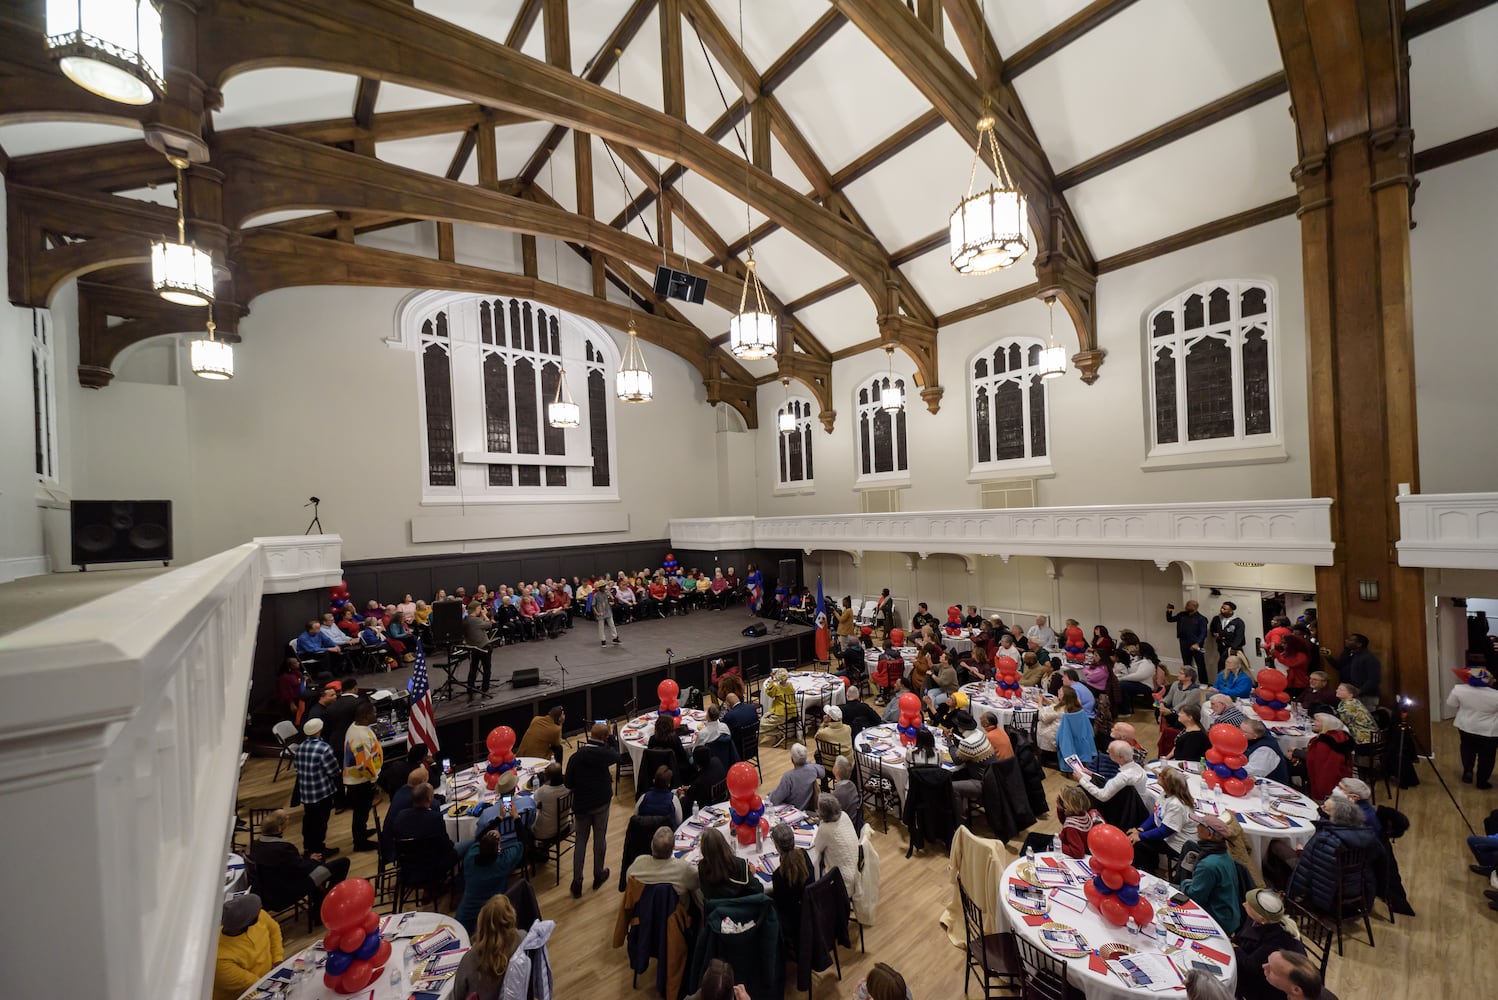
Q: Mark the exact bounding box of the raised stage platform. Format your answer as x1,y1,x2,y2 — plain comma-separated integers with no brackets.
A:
374,610,817,758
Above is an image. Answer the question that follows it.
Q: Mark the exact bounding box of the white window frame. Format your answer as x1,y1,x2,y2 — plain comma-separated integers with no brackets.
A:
968,336,1054,479
392,291,620,505
31,309,59,485
774,395,817,495
853,374,910,489
1143,278,1284,470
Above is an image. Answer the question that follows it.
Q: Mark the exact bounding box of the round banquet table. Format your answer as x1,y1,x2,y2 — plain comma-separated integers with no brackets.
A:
1263,719,1312,754
621,708,707,776
672,801,816,888
959,681,1043,727
995,852,1237,1000
440,755,548,843
1145,762,1318,866
851,722,958,807
760,670,847,716
237,912,470,1000
224,852,246,897
864,646,919,672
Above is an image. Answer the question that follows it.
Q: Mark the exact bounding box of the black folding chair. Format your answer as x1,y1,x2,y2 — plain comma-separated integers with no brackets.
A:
854,750,896,834
533,790,575,886
1287,897,1334,978
1014,935,1080,1000
733,721,762,778
959,877,1023,998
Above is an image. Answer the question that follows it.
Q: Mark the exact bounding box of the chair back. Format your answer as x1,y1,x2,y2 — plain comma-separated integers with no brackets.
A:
707,778,729,805
1097,785,1150,831
1287,898,1334,978
815,735,843,771
272,720,299,747
1015,935,1073,1000
1334,843,1375,910
393,834,452,887
553,790,575,834
707,732,740,771
622,697,638,720
506,877,542,930
732,721,761,763
957,876,985,946
1011,707,1039,742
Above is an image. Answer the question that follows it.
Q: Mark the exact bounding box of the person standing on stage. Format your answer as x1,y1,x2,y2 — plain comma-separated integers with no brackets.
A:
590,581,621,647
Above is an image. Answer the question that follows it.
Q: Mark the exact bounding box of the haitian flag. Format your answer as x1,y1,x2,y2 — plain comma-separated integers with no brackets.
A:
815,575,830,663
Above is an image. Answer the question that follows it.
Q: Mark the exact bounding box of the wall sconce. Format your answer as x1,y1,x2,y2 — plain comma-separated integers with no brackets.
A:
1358,579,1379,602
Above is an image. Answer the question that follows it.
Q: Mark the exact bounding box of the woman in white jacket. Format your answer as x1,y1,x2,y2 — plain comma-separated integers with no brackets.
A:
1448,667,1498,788
1114,646,1156,715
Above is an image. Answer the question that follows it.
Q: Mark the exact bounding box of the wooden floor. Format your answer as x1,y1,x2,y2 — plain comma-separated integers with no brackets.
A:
235,683,1494,999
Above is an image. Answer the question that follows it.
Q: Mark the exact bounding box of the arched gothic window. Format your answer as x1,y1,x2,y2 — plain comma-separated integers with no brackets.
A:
970,337,1049,471
405,292,616,501
1147,280,1276,455
776,397,816,490
856,376,908,483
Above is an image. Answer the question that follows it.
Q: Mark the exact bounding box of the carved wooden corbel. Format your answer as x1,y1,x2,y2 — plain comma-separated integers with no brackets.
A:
1034,205,1104,384
776,352,834,431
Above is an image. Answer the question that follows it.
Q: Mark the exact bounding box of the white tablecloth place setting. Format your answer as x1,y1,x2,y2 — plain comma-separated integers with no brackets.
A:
852,722,959,807
672,801,817,887
238,912,470,1000
225,852,247,898
864,646,919,672
621,708,707,776
760,670,847,716
996,852,1238,1000
959,681,1043,728
440,755,549,843
940,630,977,654
1145,762,1319,866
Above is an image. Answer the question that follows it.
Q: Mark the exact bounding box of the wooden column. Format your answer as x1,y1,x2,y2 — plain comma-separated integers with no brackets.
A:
1271,0,1425,737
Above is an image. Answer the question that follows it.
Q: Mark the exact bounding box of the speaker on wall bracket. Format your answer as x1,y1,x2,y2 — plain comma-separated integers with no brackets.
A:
71,500,173,571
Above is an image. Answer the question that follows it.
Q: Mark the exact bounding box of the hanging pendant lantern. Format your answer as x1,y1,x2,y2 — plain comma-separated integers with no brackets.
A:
950,102,1029,275
189,308,233,380
152,163,215,306
729,251,778,360
880,346,904,413
548,366,581,428
46,0,165,106
1038,296,1067,380
777,378,796,433
615,318,653,402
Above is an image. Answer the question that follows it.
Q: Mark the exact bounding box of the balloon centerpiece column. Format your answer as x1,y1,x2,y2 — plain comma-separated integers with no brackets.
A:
726,761,768,846
484,726,517,791
1081,824,1154,927
1203,723,1252,798
658,679,681,729
320,879,392,993
1253,669,1291,721
995,656,1021,697
896,692,923,746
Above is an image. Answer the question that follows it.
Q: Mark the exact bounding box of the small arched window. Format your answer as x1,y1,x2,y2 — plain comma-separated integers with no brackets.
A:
970,337,1049,472
776,397,816,490
1147,280,1276,456
856,375,909,483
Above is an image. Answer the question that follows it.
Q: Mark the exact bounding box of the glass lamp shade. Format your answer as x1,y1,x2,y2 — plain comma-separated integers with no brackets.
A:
777,409,797,433
547,399,580,429
46,0,165,105
949,185,1029,275
189,336,234,380
880,379,904,413
729,310,778,360
1038,344,1068,380
151,238,215,306
615,366,653,403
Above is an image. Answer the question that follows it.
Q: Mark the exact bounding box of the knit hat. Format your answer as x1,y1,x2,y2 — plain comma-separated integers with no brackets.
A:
303,718,324,736
222,894,262,935
825,705,843,722
1190,809,1233,837
1243,887,1287,925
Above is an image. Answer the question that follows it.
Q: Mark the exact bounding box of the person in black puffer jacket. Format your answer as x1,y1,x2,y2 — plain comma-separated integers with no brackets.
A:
1006,726,1051,817
1285,796,1383,915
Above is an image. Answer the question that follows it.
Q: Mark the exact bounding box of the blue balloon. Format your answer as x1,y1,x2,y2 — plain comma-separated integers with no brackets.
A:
354,930,382,960
1212,763,1232,778
1093,874,1110,894
1233,767,1248,779
1116,884,1140,907
325,950,353,975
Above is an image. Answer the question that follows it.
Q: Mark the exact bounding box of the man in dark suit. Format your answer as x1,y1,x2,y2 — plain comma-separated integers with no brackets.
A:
1209,601,1247,679
249,809,350,910
387,783,460,886
564,723,621,898
1166,600,1209,679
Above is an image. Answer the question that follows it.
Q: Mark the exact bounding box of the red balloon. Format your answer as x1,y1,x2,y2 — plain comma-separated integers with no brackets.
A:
361,910,379,934
323,971,344,991
341,927,366,954
1204,748,1224,765
1121,866,1141,886
341,957,375,992
658,679,680,701
1224,754,1247,770
484,772,500,791
486,726,516,754
1101,868,1124,890
1086,824,1134,869
726,761,759,798
320,878,374,930
322,929,344,952
1101,896,1129,927
1258,670,1288,691
372,938,392,968
898,692,921,715
1255,686,1274,701
1130,899,1155,926
1254,704,1277,721
1222,777,1252,798
1083,880,1102,907
1275,709,1291,721
1209,724,1248,755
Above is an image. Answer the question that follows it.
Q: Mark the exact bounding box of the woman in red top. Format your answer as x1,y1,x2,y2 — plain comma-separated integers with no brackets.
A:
1092,625,1115,662
1056,785,1105,859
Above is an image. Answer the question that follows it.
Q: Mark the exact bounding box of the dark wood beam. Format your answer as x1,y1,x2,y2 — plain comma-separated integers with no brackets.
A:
682,0,762,98
830,337,885,361
1404,0,1498,37
1412,125,1498,173
505,0,545,48
750,101,772,172
935,282,1040,327
436,221,454,262
659,0,686,120
786,276,854,314
542,0,570,71
1095,197,1299,274
477,122,499,188
917,0,944,38
891,229,947,266
938,0,1001,80
1001,0,1143,81
1055,73,1289,190
352,78,381,130
445,128,478,180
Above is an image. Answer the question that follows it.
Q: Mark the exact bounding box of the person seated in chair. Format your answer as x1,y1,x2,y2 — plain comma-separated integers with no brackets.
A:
817,705,854,761
317,613,358,648
212,895,282,1000
722,691,759,741
683,744,729,815
645,714,692,781
1206,693,1249,729
692,703,728,751
948,710,995,816
455,826,526,935
1282,795,1383,913
530,762,570,846
627,825,701,900
1263,950,1333,1000
1075,740,1150,805
830,755,863,830
638,765,684,825
388,782,461,887
248,809,350,913
1232,889,1306,1000
841,686,883,737
296,619,345,658
768,743,824,810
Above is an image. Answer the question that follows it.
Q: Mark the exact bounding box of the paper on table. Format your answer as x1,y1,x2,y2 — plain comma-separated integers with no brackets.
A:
1108,954,1184,992
1035,867,1072,887
1049,888,1087,913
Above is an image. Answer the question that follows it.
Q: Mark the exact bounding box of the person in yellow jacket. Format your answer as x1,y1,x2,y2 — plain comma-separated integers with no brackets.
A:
213,894,283,1000
765,667,798,725
835,596,857,639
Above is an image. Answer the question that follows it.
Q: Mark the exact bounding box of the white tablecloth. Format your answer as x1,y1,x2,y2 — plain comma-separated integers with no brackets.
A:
440,756,549,843
621,709,706,776
760,671,847,716
238,912,470,1000
672,801,816,888
864,647,919,672
959,682,1043,728
852,723,959,807
996,852,1238,1000
941,630,977,654
1146,762,1318,866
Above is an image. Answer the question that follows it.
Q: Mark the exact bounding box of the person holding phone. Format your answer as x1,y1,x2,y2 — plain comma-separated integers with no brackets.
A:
1166,599,1210,680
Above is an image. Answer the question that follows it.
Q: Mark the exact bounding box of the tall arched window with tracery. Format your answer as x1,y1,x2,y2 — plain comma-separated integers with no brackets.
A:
1146,280,1277,460
403,292,617,502
970,337,1049,473
856,376,908,484
776,397,815,491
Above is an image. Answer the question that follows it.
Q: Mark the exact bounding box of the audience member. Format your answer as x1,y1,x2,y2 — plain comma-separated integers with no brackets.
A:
693,703,728,751
1232,889,1305,1000
1180,811,1244,934
1079,740,1149,804
769,823,812,957
1183,969,1234,1000
830,755,862,828
1284,796,1382,911
1262,950,1328,1000
1448,666,1498,788
854,962,910,1000
626,825,700,898
638,765,684,825
292,717,341,860
646,713,692,781
212,895,283,1000
451,895,524,1000
685,745,729,815
1061,668,1096,719
564,723,620,898
1298,671,1338,714
841,686,883,736
1056,785,1104,859
1334,684,1377,743
768,743,824,810
1161,667,1205,727
685,959,751,1000
342,700,383,852
384,766,428,862
1207,693,1248,728
698,827,763,900
295,619,343,658
531,762,569,843
455,828,526,934
249,809,350,912
980,711,1015,760
1129,767,1196,872
389,782,459,885
1240,718,1293,784
1169,704,1209,764
517,706,566,762
812,796,861,898
722,691,758,739
818,705,854,760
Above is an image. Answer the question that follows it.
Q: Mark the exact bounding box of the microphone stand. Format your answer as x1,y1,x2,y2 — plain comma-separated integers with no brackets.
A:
555,654,569,693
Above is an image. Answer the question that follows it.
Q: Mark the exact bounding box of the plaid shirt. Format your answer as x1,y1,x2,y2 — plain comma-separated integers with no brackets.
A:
294,736,340,804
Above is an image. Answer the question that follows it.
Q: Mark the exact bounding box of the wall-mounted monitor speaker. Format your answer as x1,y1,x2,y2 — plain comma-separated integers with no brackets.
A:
70,500,173,570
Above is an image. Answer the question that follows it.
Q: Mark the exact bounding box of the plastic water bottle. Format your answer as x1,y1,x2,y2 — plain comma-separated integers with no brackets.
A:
389,962,403,990
1126,916,1139,937
1025,844,1035,861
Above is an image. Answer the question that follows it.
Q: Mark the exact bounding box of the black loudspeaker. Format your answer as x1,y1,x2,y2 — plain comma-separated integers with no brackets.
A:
71,500,173,569
512,667,542,688
429,600,465,645
653,265,709,304
742,623,768,638
777,559,798,590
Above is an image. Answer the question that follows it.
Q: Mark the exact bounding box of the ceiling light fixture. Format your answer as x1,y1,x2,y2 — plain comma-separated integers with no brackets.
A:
189,306,233,380
616,318,653,402
728,0,777,361
45,0,165,106
1039,296,1067,380
949,0,1027,275
880,346,904,413
151,161,215,306
547,367,581,428
777,377,796,433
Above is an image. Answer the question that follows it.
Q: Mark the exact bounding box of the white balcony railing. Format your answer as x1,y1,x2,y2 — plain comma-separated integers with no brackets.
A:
1397,492,1498,570
672,499,1335,567
0,534,341,1000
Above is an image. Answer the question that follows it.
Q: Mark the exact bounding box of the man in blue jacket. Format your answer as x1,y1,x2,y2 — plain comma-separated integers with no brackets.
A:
1167,599,1210,679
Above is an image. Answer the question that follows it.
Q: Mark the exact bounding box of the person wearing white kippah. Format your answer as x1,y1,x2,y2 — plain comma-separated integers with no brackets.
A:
1232,888,1305,1000
292,717,341,860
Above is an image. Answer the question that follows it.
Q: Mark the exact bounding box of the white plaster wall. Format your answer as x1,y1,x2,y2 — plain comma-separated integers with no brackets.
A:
1411,149,1498,493
0,181,46,575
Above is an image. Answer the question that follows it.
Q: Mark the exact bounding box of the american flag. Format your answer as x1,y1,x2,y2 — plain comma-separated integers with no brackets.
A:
407,640,440,753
